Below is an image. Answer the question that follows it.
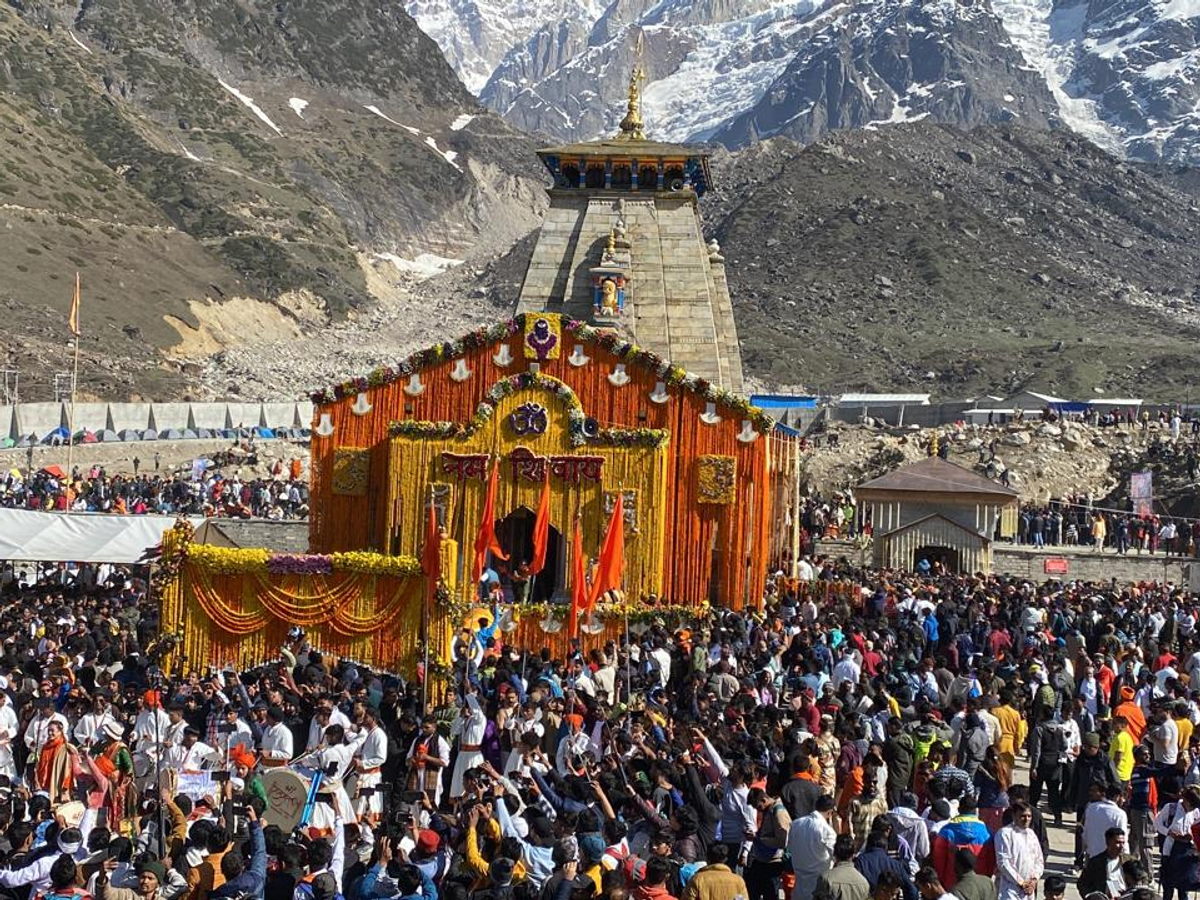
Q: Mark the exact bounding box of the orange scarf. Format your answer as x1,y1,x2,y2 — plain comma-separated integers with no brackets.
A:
36,736,72,796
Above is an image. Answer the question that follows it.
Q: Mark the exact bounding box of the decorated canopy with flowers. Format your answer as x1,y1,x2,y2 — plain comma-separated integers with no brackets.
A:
157,521,451,676
306,313,794,610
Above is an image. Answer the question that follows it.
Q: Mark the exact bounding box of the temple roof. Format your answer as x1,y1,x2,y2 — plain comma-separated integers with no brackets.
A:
857,457,1019,498
537,138,708,158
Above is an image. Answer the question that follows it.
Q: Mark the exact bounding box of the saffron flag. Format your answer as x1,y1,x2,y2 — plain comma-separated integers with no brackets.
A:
68,272,81,336
529,468,551,576
472,458,508,584
569,517,588,637
587,493,624,612
421,503,441,609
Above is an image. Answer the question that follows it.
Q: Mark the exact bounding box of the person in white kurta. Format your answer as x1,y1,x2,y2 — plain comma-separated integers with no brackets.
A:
307,704,351,752
352,709,388,826
74,699,121,749
994,805,1045,900
133,701,171,761
450,691,486,799
787,803,837,900
0,693,18,779
166,729,220,772
259,709,294,767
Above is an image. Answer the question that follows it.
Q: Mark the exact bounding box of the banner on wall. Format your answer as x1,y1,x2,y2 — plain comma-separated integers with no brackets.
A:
1130,471,1153,517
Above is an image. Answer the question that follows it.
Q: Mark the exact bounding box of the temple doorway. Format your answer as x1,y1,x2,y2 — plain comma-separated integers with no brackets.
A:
497,508,562,603
913,545,961,574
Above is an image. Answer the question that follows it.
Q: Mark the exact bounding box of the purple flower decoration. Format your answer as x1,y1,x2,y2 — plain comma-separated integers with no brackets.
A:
267,554,333,575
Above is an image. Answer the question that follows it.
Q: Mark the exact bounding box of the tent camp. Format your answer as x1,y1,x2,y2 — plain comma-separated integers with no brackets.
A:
0,508,204,562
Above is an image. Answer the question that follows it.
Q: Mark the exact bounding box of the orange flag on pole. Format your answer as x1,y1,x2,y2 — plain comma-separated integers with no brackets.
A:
529,468,551,576
588,493,624,613
472,458,508,584
68,272,81,336
420,503,441,608
569,516,588,638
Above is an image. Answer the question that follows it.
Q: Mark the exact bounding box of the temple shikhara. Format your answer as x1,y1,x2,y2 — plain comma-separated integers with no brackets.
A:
159,53,797,676
516,42,744,393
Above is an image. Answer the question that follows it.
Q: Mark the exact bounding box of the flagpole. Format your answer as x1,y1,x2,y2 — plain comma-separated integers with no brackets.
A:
66,273,81,486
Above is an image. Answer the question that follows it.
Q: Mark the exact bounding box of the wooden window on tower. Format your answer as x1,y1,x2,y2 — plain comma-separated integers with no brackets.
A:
612,163,632,189
638,164,657,189
585,165,606,189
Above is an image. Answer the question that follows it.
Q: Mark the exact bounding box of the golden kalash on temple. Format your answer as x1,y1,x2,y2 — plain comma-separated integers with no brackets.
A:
157,52,799,677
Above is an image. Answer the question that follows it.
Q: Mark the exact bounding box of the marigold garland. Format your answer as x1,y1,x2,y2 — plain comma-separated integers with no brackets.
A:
187,544,270,574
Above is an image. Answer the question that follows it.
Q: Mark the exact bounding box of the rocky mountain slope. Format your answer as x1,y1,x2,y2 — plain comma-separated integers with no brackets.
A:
0,0,545,399
710,124,1200,398
198,122,1200,404
415,0,1200,166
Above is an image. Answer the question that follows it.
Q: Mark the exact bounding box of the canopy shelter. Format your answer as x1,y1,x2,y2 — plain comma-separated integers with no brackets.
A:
0,508,204,563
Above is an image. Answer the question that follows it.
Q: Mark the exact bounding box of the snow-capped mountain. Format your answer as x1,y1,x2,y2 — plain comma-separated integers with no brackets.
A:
991,0,1200,164
714,0,1059,146
405,0,611,93
412,0,1200,164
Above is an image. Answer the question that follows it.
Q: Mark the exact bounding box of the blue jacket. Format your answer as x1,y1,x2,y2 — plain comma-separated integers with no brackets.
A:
360,863,437,900
212,822,267,900
854,846,917,900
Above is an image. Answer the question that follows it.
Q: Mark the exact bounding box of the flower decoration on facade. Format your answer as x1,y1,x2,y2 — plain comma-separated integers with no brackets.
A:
181,545,422,578
392,421,463,439
312,314,773,434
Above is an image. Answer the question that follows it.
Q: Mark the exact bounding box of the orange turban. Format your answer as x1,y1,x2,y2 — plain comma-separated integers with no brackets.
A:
230,747,257,770
565,714,584,730
143,690,161,709
1120,686,1135,701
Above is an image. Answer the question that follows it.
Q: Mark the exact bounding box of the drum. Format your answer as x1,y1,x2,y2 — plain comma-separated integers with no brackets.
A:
261,768,312,833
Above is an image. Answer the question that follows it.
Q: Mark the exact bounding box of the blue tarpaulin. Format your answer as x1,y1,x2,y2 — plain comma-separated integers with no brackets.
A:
750,394,818,409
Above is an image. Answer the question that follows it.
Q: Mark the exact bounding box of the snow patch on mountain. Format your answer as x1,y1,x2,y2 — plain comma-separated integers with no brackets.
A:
989,0,1123,154
217,79,282,135
642,1,824,142
405,0,609,93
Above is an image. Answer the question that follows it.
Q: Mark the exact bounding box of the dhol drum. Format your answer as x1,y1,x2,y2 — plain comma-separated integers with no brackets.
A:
261,768,312,834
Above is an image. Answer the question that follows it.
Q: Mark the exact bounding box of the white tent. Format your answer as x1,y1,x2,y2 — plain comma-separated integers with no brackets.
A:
0,509,204,562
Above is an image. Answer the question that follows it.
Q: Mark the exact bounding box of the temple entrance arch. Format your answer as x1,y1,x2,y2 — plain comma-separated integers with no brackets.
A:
913,545,961,574
497,506,563,603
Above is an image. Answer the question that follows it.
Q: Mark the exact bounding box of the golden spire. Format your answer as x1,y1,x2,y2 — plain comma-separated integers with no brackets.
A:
605,227,617,258
615,31,646,141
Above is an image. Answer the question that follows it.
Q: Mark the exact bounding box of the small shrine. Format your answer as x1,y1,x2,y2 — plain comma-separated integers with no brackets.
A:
590,224,630,320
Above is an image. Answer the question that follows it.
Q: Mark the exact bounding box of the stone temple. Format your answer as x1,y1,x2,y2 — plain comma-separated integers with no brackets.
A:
515,50,745,393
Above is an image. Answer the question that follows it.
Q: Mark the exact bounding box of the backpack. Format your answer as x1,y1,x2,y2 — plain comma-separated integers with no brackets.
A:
603,844,645,888
1038,725,1065,768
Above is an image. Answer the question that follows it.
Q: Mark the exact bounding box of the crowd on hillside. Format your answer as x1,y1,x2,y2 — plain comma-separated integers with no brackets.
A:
0,461,309,519
1,554,1196,900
